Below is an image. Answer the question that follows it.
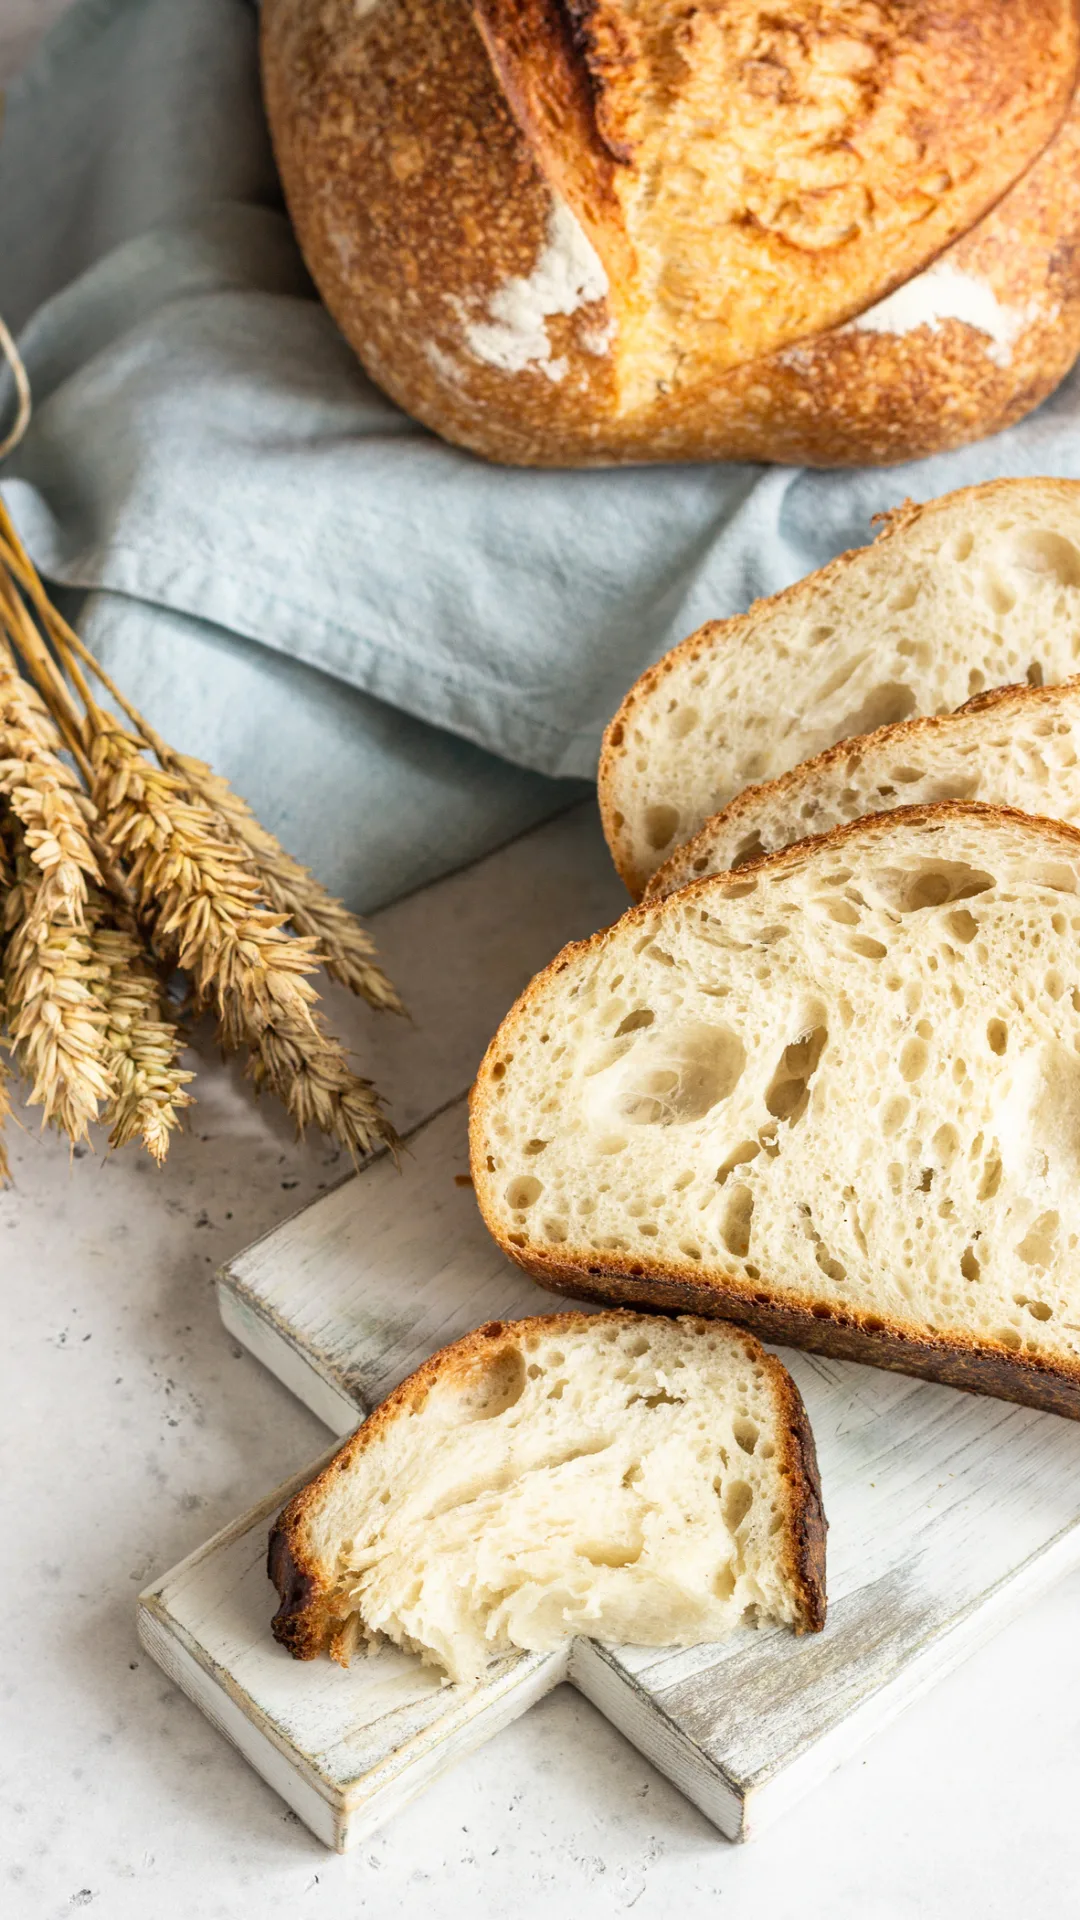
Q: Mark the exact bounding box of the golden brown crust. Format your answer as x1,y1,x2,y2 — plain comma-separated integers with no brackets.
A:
645,676,1080,901
469,801,1080,1421
758,1346,827,1634
262,0,1080,466
268,1309,827,1655
598,479,1080,897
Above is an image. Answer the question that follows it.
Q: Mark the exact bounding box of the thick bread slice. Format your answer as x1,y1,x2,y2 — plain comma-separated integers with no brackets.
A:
647,679,1080,901
600,480,1080,896
268,1312,826,1685
471,805,1080,1419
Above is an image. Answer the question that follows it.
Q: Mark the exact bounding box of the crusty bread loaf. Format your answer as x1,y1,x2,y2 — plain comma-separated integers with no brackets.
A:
647,679,1080,900
260,0,1080,467
268,1312,826,1684
471,805,1080,1419
601,480,1080,897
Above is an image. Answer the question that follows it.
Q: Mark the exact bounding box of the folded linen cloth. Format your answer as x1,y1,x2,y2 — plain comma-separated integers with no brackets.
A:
5,0,1080,909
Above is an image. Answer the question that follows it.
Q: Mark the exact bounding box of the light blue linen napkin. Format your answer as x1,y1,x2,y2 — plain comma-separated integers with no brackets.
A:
5,0,1080,907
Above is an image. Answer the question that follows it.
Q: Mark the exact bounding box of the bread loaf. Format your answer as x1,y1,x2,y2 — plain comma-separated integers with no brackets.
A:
647,679,1080,899
471,805,1080,1419
261,0,1080,467
268,1311,826,1683
600,480,1080,897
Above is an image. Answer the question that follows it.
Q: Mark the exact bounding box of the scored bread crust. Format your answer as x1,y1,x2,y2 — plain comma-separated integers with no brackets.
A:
260,0,1080,468
470,802,1080,1422
267,1311,828,1656
599,479,1080,898
645,678,1080,901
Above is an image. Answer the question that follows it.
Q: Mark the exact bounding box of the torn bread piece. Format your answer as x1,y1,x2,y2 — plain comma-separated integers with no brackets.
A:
268,1312,826,1685
647,679,1080,900
472,805,1080,1420
600,479,1080,896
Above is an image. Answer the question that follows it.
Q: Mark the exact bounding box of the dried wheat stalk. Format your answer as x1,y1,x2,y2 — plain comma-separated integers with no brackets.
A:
92,920,194,1161
0,338,400,1167
87,711,395,1159
0,512,402,1014
0,623,100,914
2,833,113,1144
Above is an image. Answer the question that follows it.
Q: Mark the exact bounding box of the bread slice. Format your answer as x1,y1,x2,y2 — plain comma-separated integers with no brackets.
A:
471,805,1080,1420
268,1312,826,1684
647,679,1080,901
599,480,1080,897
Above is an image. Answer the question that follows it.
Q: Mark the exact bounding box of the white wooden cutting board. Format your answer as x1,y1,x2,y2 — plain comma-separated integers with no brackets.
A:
139,1091,1080,1851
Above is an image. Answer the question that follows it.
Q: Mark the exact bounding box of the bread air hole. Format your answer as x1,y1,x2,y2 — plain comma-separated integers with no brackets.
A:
732,830,767,869
899,1037,929,1082
979,569,1016,616
716,1140,761,1185
645,804,680,851
872,861,995,913
628,1387,685,1411
721,1185,755,1259
615,1008,655,1036
722,1480,754,1531
978,1155,1003,1201
836,681,917,739
987,1018,1008,1055
586,1022,746,1130
506,1176,542,1210
1007,529,1080,587
946,908,979,943
765,1023,828,1125
467,1348,527,1419
1017,1212,1060,1268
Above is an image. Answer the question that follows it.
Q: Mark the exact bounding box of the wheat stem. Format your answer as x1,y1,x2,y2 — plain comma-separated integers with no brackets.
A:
0,313,31,462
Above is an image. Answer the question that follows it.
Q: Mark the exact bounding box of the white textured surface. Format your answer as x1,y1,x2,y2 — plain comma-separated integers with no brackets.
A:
6,798,1080,1914
848,262,1037,367
458,199,609,381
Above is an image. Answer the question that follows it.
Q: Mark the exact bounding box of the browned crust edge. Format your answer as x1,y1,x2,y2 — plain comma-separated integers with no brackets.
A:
268,1309,827,1656
470,799,1080,1423
645,676,1080,901
597,479,1080,896
761,1347,828,1634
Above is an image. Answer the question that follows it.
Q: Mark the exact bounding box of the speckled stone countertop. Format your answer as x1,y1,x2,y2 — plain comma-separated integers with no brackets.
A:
3,802,1079,1919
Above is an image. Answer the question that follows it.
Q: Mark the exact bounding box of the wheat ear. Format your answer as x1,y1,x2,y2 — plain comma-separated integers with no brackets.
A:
2,829,113,1143
0,623,101,914
87,712,396,1158
92,920,194,1162
0,519,402,1014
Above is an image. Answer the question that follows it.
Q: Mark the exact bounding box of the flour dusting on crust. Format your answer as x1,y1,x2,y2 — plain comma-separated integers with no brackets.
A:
847,263,1038,368
457,200,609,380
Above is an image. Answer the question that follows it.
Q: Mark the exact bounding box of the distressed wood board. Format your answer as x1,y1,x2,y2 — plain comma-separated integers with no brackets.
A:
140,1092,1080,1851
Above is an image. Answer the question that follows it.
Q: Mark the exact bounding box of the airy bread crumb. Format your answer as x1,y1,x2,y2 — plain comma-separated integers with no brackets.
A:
472,805,1080,1419
601,480,1080,896
269,1312,826,1685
